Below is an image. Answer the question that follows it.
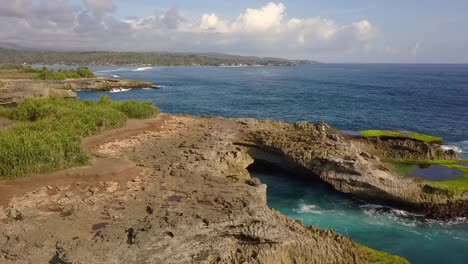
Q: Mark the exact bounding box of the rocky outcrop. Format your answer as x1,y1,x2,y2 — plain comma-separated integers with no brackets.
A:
60,77,153,91
0,78,152,106
352,136,458,160
243,121,467,219
0,79,76,106
0,115,406,263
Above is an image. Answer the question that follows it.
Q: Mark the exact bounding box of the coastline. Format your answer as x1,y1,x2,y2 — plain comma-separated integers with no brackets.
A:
0,113,410,263
0,69,466,262
0,77,152,106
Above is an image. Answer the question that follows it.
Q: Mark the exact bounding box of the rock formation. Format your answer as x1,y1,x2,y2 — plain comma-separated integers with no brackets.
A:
0,115,409,263
0,78,152,106
242,120,466,219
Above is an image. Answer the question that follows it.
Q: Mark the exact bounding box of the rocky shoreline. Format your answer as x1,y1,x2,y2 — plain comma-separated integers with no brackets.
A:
0,114,416,263
241,121,465,219
0,77,152,106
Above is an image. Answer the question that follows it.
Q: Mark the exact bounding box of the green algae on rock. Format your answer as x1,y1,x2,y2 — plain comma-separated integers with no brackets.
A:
357,245,410,264
359,130,443,143
390,160,468,195
243,121,466,219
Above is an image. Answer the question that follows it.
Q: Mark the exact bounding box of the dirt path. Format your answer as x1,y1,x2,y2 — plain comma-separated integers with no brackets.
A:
0,114,172,207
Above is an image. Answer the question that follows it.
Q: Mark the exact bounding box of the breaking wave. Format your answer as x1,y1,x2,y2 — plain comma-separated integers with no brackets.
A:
360,204,422,218
94,67,132,74
441,145,463,153
132,67,153,72
360,204,468,226
443,140,468,158
294,202,323,214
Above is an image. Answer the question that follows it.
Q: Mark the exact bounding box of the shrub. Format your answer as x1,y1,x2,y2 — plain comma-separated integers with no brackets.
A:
0,106,12,118
34,66,95,80
0,121,87,178
76,67,95,78
0,96,159,179
58,69,81,79
98,96,159,119
8,97,58,121
112,100,159,119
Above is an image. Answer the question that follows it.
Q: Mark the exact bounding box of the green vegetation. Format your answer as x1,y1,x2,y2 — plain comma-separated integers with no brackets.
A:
389,162,417,176
0,64,37,79
357,245,410,264
0,96,158,179
34,66,95,80
390,160,468,195
360,130,443,143
0,48,298,66
97,96,159,118
0,64,95,80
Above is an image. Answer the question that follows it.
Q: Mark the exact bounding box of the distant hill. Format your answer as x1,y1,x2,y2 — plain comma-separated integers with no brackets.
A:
0,42,40,51
0,46,317,66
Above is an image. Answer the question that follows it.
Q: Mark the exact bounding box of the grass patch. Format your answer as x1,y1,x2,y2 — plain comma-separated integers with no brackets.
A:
357,244,410,264
34,66,95,80
0,64,95,80
389,162,417,176
0,96,158,179
359,130,443,143
0,64,38,79
97,96,159,118
389,160,468,195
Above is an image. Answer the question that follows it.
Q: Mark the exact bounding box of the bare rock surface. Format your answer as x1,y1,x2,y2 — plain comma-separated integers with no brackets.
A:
0,78,151,106
245,121,467,219
1,114,398,264
0,79,76,106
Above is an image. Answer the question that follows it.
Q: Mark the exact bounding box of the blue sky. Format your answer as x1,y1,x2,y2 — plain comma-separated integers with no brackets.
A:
4,0,468,62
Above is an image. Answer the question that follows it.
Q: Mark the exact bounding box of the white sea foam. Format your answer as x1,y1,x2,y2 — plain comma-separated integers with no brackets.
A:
360,204,468,227
360,204,422,218
111,74,120,78
294,203,322,214
95,67,132,74
441,145,463,153
132,67,153,72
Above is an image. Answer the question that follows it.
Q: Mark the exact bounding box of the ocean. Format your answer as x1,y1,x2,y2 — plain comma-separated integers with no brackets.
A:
78,64,468,264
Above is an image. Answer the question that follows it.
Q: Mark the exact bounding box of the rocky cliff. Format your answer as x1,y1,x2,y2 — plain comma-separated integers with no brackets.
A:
0,78,152,106
0,115,408,263
243,121,466,219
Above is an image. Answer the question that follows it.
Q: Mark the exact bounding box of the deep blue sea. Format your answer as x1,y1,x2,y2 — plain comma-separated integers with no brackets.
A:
78,64,468,264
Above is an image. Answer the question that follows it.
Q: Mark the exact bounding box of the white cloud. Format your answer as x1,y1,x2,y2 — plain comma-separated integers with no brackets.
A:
82,0,116,13
196,3,375,53
0,1,377,59
0,0,32,18
232,2,285,32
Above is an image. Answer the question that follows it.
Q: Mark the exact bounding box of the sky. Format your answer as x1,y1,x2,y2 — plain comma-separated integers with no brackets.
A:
1,0,467,63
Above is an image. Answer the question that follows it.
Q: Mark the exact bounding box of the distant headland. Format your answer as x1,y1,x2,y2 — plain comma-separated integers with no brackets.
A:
0,45,319,67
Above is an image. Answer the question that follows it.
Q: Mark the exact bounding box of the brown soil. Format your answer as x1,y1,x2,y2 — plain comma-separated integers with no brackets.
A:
0,114,172,207
0,158,140,207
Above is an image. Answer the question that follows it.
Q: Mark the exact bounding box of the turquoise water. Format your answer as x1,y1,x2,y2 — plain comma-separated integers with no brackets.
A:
253,170,468,264
79,64,468,158
77,64,468,263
